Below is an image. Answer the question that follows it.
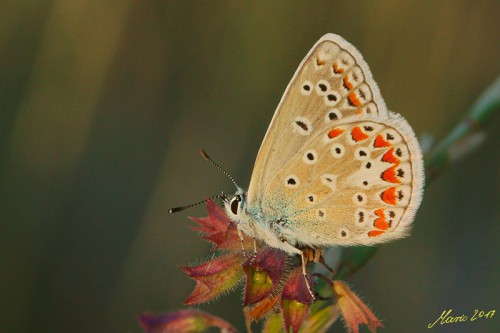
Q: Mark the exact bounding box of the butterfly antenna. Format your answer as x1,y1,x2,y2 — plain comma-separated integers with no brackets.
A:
199,149,239,188
169,193,226,213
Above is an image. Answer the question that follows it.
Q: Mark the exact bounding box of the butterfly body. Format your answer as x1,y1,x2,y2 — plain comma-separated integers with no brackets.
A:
224,189,305,255
223,34,424,255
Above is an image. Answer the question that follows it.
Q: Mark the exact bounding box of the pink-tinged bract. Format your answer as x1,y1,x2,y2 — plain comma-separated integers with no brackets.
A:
243,247,287,305
139,309,237,333
189,200,248,251
333,280,383,333
180,252,244,305
280,267,314,333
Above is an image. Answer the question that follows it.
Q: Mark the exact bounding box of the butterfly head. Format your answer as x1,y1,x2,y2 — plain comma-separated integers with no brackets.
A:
223,187,247,220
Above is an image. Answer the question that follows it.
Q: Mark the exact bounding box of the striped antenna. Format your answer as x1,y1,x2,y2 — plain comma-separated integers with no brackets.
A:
199,149,239,188
169,192,226,213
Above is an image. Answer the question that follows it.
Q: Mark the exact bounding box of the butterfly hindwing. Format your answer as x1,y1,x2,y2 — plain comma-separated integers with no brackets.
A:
266,113,424,246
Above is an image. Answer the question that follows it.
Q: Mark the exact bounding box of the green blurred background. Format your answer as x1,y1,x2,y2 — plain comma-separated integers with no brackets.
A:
0,1,498,332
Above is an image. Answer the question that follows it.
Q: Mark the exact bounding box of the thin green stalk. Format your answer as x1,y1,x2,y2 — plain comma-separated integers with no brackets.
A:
425,75,500,183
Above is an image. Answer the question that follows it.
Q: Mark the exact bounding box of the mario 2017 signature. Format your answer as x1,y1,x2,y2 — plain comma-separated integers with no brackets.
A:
428,308,495,328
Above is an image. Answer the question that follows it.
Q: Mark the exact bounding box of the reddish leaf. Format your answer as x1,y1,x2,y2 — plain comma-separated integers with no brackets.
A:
139,309,237,333
189,200,245,251
333,281,383,333
180,252,244,305
189,201,228,236
248,294,279,321
243,247,288,305
281,267,314,333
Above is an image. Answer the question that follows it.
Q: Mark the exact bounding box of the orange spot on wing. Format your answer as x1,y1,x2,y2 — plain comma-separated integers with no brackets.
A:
333,63,344,74
355,109,363,114
316,57,325,65
348,92,362,107
380,187,398,205
373,209,389,230
343,76,353,90
381,147,400,165
374,208,385,218
374,219,389,231
351,126,369,142
328,128,344,139
368,230,384,237
381,166,400,184
374,134,391,148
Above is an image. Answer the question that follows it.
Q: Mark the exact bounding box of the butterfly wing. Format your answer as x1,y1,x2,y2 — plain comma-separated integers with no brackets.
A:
248,34,387,205
262,113,424,246
246,34,424,246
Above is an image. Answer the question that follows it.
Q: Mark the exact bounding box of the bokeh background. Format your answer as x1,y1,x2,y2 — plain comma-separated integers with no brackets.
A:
1,1,498,332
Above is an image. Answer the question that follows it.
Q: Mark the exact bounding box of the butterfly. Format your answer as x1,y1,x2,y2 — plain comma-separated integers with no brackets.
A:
173,34,424,295
223,32,424,251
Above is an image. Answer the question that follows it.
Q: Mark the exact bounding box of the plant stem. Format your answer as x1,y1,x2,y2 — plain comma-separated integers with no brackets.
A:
425,75,500,183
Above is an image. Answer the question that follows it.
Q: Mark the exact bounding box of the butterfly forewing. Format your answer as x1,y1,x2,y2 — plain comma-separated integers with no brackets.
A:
245,34,424,247
247,34,387,208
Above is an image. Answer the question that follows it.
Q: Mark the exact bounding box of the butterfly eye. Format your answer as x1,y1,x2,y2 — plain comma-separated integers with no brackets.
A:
230,196,240,215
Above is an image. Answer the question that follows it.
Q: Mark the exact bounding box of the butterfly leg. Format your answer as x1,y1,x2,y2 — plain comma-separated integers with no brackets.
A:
237,223,258,258
302,246,323,263
319,254,335,274
305,247,335,275
299,250,316,301
278,237,316,300
248,221,258,253
236,227,250,258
